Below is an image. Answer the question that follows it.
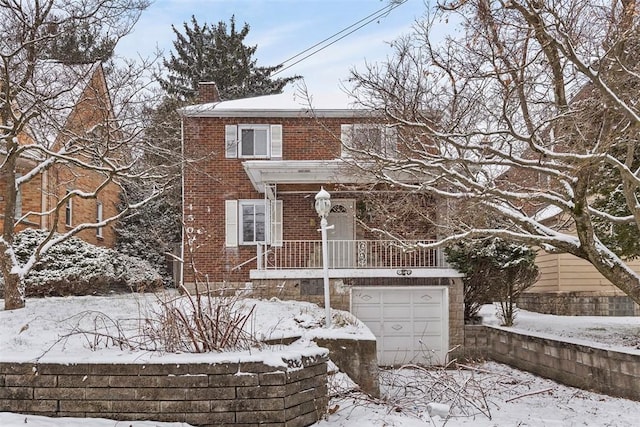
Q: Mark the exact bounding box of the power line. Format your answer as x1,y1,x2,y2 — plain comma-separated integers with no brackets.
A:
272,0,408,76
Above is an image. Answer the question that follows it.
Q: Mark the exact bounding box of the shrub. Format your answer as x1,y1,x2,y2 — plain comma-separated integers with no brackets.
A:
445,237,539,326
1,229,163,297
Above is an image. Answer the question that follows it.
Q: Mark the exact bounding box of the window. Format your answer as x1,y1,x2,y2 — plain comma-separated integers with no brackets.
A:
225,124,282,159
96,201,103,238
341,124,397,158
15,174,22,220
65,190,73,227
240,125,270,157
240,201,266,244
225,199,283,247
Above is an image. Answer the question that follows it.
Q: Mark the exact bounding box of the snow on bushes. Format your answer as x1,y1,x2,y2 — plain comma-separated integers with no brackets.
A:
2,229,163,297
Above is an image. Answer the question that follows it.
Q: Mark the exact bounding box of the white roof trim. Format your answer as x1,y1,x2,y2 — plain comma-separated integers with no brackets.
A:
242,159,371,193
178,91,373,118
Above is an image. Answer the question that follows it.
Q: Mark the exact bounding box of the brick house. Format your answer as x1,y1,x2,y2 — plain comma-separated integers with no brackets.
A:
180,84,464,366
0,62,120,247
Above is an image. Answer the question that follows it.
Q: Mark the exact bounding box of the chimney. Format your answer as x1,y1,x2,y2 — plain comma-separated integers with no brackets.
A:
198,82,221,103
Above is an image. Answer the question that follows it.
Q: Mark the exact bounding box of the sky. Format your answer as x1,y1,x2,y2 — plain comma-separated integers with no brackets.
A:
115,0,434,99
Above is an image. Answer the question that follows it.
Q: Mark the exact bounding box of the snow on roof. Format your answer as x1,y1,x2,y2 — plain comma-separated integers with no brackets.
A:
180,88,369,118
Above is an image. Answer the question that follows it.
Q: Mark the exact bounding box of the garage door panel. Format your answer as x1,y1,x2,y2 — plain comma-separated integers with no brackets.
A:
382,321,412,335
413,321,443,335
382,350,413,366
380,290,413,304
352,290,382,304
382,305,416,318
352,305,380,320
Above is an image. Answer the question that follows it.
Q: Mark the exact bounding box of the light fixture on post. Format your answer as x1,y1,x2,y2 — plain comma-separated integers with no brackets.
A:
315,187,333,328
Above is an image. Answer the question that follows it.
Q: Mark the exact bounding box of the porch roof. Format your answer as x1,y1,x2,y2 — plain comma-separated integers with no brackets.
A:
242,159,371,194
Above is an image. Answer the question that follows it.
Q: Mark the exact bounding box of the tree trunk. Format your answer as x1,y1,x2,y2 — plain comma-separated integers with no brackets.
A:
3,272,25,310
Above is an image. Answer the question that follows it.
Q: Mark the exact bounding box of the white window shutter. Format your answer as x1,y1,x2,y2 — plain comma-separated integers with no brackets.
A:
270,200,283,246
340,124,353,157
225,200,238,247
270,124,283,158
225,125,238,158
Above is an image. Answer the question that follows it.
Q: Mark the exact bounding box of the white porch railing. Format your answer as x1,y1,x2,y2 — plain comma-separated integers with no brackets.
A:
256,240,448,270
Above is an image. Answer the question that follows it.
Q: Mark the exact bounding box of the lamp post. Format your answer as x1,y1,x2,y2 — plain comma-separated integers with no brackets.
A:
315,187,333,328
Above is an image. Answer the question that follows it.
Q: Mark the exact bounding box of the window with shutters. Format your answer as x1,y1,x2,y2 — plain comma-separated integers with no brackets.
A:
239,125,269,158
239,200,267,244
341,124,397,158
225,124,282,159
225,199,283,247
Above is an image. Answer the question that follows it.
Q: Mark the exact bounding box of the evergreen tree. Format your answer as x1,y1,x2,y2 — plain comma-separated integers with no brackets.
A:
446,238,539,326
158,15,299,101
115,180,181,285
41,16,116,63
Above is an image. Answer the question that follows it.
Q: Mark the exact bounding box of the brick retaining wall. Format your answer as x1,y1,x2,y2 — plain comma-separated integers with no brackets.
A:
464,325,640,401
0,351,328,426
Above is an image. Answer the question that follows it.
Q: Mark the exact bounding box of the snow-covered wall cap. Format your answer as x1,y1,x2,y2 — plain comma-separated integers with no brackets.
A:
179,89,373,118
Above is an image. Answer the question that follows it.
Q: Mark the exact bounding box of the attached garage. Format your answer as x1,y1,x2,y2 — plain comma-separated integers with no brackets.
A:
351,286,449,366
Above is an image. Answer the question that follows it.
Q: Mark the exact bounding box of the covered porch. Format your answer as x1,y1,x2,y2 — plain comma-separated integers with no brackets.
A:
242,158,462,280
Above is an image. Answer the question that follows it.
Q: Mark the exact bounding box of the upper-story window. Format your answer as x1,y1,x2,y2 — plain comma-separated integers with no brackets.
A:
341,124,397,158
96,201,103,238
15,173,22,220
225,124,282,159
240,125,269,157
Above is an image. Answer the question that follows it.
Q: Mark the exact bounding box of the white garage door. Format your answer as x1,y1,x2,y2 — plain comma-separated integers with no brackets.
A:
351,286,449,366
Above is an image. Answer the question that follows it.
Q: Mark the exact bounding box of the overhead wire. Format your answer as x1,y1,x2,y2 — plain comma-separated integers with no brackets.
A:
272,0,408,76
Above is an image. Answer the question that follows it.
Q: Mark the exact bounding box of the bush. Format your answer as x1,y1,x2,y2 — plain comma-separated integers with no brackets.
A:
1,229,163,297
446,237,539,326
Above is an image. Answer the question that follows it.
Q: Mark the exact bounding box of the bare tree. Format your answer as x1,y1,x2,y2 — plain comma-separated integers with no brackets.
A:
0,0,169,310
348,0,640,304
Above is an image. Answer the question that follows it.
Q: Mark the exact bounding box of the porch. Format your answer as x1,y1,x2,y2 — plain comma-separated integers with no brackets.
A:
250,239,462,279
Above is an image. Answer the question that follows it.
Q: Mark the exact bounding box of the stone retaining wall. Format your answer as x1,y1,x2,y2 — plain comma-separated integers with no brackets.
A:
464,325,640,401
518,292,640,316
0,351,328,426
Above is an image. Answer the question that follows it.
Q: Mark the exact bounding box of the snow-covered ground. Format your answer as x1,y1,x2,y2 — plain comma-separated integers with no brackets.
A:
1,295,640,426
480,303,640,351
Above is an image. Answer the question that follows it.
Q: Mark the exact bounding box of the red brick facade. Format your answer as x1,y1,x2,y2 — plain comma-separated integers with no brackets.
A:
182,115,347,285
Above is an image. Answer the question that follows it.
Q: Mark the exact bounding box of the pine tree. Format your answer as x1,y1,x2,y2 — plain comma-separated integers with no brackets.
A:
41,15,116,63
158,15,299,101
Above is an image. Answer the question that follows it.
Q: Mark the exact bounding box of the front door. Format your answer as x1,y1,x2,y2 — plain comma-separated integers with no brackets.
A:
327,199,355,268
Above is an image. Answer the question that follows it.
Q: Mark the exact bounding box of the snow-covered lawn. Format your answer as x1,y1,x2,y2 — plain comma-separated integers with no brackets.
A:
1,295,640,426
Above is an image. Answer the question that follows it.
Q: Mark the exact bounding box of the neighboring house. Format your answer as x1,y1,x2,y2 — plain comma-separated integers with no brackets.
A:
521,209,640,316
180,83,465,366
0,62,120,247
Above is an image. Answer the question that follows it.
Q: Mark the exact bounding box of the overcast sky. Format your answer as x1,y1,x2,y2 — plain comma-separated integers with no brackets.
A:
115,0,439,99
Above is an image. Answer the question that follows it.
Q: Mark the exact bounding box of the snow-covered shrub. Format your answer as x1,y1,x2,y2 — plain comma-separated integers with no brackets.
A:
1,229,163,297
445,237,539,326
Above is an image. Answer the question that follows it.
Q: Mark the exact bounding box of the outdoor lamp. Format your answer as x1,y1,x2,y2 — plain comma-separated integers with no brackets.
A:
314,187,331,218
